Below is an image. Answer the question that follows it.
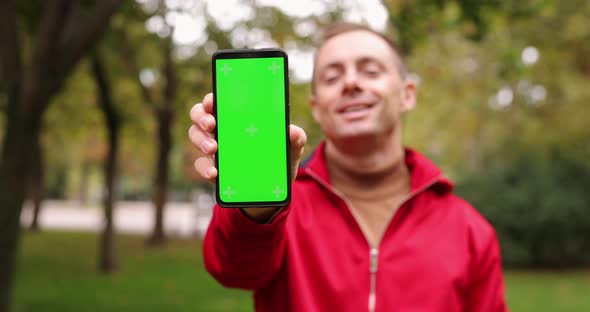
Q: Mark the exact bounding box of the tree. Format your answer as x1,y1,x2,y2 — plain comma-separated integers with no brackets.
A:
0,1,122,310
118,11,178,246
91,53,121,272
143,37,177,246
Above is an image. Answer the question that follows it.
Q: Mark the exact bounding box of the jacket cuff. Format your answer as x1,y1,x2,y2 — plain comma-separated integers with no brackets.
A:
219,204,291,237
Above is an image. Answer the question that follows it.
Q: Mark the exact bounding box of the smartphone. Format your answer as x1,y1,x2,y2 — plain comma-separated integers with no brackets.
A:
212,48,290,208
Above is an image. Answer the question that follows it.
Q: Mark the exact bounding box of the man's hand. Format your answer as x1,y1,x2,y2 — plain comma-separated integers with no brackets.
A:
189,93,307,222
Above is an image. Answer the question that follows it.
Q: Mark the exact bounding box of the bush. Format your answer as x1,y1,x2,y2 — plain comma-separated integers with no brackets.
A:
456,145,590,268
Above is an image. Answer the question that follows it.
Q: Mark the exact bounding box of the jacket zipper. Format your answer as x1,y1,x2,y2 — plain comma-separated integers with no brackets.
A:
368,176,441,311
369,248,379,312
305,168,441,312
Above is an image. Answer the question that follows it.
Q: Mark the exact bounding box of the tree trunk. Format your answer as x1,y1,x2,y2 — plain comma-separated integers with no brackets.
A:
0,105,43,312
148,108,173,246
28,136,45,231
91,54,120,273
0,0,122,308
0,6,45,303
148,42,176,246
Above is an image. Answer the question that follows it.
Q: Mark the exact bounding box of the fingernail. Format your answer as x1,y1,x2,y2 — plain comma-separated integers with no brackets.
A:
199,117,209,129
201,140,214,153
206,167,216,178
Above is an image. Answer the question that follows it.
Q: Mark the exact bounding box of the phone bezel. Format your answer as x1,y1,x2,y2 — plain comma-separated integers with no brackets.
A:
212,48,291,208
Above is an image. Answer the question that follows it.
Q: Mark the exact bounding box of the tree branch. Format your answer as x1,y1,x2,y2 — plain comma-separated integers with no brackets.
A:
0,0,22,104
23,0,72,115
30,0,71,73
56,0,123,86
91,53,119,129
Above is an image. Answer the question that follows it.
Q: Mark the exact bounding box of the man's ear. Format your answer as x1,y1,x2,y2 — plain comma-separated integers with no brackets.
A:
310,95,321,123
400,79,417,113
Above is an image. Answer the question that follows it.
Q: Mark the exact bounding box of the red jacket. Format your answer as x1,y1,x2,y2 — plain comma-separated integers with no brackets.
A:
203,144,508,312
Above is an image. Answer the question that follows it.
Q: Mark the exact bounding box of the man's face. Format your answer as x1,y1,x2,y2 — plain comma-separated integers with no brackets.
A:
311,30,416,144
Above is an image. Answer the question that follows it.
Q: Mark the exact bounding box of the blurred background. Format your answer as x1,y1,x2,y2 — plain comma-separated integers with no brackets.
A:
0,0,589,311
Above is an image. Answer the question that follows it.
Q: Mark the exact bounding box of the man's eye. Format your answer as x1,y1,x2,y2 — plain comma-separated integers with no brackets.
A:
322,75,339,84
363,67,381,77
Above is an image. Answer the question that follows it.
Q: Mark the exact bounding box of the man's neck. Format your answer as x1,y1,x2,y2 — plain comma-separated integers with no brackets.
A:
325,131,411,199
324,132,411,247
325,131,407,182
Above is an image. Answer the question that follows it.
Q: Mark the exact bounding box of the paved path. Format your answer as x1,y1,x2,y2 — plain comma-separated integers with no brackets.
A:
20,198,214,238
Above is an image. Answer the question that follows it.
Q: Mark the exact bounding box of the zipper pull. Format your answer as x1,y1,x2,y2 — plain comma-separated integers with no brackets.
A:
370,248,379,273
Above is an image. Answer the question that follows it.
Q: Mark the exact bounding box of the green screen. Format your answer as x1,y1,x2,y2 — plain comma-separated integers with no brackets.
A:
215,56,289,204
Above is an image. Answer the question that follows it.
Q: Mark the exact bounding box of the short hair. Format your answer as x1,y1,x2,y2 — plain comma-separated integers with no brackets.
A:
311,22,407,93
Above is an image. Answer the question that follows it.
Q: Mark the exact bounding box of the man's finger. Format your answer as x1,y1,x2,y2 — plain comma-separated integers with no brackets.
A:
202,93,214,114
189,125,217,155
190,103,204,125
190,103,216,132
289,124,307,182
194,156,217,181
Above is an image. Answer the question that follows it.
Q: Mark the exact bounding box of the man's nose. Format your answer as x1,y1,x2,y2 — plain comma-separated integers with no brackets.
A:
342,70,361,94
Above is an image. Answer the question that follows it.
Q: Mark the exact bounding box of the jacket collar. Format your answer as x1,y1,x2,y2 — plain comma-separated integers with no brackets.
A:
298,141,454,194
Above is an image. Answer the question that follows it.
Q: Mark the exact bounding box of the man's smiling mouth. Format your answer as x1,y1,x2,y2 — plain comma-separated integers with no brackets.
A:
341,103,374,113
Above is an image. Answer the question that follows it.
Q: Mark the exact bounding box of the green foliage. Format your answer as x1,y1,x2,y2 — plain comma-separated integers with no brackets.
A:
456,144,590,268
45,165,67,199
384,0,510,54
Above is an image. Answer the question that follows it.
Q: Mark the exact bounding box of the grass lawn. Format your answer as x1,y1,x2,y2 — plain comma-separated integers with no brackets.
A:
12,231,590,311
12,231,251,312
504,270,590,311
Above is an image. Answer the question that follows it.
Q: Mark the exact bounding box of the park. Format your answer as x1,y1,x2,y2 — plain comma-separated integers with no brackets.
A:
1,0,589,311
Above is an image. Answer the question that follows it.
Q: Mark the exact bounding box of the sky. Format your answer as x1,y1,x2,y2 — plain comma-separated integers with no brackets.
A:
139,0,389,82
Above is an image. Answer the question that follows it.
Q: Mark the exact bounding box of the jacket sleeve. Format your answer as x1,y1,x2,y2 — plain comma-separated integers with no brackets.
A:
464,228,509,312
202,204,290,290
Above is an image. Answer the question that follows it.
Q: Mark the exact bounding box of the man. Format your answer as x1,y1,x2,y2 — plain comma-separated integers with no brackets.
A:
188,22,508,312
